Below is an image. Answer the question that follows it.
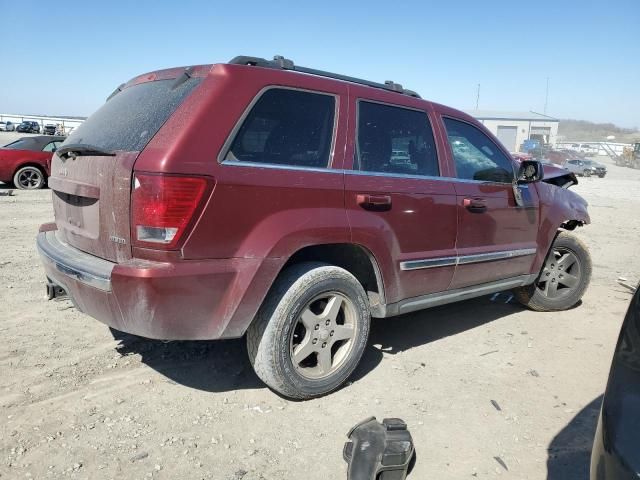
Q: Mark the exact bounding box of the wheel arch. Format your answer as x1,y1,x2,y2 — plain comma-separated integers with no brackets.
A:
280,243,387,317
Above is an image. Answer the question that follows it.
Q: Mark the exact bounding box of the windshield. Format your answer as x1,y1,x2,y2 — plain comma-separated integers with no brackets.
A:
63,77,202,152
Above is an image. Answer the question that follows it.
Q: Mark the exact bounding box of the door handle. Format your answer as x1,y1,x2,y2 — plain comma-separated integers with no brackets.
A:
357,194,392,211
463,197,487,212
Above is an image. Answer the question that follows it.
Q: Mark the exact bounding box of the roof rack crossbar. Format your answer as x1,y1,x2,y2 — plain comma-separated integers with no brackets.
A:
228,55,421,98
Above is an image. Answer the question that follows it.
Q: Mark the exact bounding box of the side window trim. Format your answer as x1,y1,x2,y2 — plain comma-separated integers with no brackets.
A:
218,86,339,170
441,115,517,184
354,98,441,179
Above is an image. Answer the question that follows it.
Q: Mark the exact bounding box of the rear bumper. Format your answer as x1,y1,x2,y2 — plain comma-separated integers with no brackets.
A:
37,230,113,291
37,230,277,340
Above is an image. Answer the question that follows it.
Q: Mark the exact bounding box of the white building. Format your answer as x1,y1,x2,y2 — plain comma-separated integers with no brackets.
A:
464,110,560,152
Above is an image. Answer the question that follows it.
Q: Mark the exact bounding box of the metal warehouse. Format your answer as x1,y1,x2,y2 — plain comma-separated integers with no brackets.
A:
464,110,559,152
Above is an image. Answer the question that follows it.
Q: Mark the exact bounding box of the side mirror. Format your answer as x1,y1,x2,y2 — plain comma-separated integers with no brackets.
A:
517,160,544,183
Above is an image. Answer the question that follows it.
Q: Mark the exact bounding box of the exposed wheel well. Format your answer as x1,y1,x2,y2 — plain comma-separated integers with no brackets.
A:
282,244,386,314
560,220,583,231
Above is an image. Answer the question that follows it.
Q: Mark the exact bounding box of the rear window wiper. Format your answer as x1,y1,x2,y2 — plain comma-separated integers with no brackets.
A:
57,144,115,159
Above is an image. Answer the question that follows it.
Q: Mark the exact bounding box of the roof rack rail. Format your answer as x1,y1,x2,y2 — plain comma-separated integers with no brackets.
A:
228,55,421,99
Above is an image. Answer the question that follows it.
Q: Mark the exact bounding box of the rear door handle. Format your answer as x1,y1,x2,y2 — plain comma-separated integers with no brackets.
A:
463,197,487,212
357,194,392,211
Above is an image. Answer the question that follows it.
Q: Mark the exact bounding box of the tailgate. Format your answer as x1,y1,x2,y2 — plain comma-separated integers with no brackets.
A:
49,151,138,263
47,71,205,263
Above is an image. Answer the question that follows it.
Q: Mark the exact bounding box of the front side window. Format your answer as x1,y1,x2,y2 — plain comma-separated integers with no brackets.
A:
225,88,335,169
443,118,514,183
356,101,439,177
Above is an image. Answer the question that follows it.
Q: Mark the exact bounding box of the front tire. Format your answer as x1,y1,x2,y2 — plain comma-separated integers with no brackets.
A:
247,262,371,400
13,166,45,190
514,232,591,311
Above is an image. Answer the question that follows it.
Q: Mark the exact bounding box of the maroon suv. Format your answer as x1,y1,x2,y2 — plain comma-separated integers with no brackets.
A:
37,56,591,399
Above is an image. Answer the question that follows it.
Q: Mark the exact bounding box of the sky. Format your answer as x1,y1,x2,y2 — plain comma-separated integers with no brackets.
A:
1,0,638,128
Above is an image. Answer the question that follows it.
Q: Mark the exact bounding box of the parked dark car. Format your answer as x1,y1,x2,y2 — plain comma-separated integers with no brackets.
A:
37,55,592,399
43,124,57,135
16,121,41,133
0,136,65,189
591,284,640,479
564,159,607,178
582,160,607,178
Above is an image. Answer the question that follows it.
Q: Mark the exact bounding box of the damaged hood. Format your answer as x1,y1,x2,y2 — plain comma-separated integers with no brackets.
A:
541,162,578,188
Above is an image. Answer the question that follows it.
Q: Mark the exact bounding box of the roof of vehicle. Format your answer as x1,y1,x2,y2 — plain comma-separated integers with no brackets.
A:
2,135,66,150
115,56,488,140
227,55,421,98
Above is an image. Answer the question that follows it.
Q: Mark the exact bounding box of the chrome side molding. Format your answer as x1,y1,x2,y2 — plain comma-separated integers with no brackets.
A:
400,248,537,271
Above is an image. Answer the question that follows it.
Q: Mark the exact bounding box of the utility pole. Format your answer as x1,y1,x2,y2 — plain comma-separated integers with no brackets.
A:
544,77,549,115
475,83,480,110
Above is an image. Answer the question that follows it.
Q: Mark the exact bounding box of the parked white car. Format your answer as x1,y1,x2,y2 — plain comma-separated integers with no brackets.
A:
570,143,599,156
0,121,16,132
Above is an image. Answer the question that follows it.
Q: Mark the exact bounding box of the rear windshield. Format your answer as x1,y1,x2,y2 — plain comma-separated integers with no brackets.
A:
63,77,202,152
4,138,35,149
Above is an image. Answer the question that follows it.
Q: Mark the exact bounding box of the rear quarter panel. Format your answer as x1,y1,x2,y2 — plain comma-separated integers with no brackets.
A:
135,64,351,261
0,149,51,182
133,65,352,337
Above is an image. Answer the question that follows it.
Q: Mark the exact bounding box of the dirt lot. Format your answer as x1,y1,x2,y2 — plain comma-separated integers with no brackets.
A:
1,131,639,479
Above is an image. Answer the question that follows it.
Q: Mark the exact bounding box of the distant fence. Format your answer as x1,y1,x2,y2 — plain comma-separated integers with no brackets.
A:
0,113,85,135
555,141,631,156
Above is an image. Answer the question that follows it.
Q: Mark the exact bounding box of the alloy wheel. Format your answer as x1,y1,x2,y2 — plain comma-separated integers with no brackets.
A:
17,168,42,189
536,247,582,299
289,292,357,379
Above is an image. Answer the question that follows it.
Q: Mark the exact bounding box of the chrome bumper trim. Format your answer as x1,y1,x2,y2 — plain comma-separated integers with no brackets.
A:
36,231,114,292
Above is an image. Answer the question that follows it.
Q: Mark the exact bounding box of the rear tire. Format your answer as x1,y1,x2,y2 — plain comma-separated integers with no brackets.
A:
13,166,45,190
246,262,370,400
513,232,591,312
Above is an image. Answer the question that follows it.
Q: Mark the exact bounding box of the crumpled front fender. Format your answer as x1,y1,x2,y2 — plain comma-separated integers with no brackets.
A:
530,182,590,275
537,181,590,226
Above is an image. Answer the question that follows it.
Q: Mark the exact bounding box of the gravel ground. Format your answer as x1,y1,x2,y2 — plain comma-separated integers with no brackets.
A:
1,131,639,479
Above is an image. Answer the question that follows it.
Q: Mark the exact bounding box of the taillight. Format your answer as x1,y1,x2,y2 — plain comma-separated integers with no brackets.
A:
131,173,210,249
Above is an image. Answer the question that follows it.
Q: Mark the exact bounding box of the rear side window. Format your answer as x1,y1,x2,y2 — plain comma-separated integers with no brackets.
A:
42,142,58,152
443,118,514,183
224,88,335,168
64,77,202,152
356,101,439,177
